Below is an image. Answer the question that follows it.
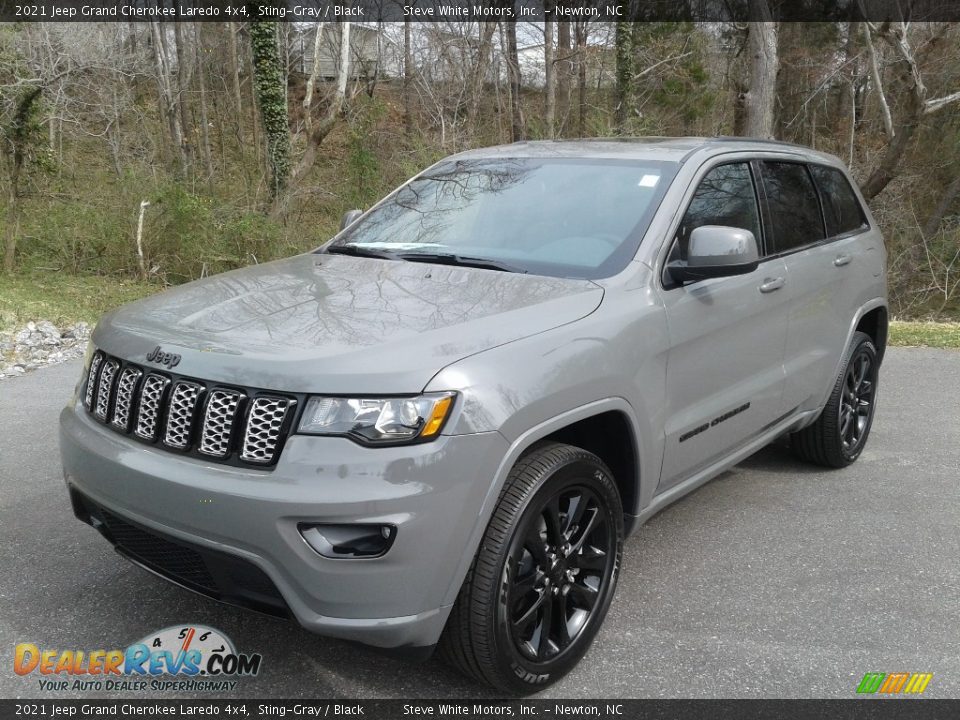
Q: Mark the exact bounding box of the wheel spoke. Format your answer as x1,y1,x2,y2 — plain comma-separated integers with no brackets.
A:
512,569,539,600
564,491,589,537
576,545,608,574
523,526,549,566
554,594,572,649
543,496,565,547
840,408,852,439
568,581,599,611
513,588,548,634
535,594,555,658
567,506,600,556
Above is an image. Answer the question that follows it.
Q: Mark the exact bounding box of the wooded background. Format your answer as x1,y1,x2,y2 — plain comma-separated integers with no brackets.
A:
2,19,959,319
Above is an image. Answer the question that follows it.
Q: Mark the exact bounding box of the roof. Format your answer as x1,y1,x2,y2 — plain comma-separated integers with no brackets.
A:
448,137,841,165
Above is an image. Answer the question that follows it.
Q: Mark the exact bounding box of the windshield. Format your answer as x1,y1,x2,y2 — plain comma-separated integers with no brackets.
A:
325,157,678,280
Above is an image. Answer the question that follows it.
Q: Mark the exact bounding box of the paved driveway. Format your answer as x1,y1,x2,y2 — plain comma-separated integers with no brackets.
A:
1,348,958,698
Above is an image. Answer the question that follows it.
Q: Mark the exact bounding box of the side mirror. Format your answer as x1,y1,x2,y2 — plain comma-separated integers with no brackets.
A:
668,225,760,284
340,209,363,231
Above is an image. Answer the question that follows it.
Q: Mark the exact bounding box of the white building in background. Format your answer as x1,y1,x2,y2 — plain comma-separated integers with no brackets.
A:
288,24,382,78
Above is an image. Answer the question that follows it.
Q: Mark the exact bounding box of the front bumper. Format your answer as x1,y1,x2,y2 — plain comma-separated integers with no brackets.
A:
59,402,507,649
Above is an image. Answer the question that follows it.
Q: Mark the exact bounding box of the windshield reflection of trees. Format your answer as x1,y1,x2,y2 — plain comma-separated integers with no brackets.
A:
342,160,531,248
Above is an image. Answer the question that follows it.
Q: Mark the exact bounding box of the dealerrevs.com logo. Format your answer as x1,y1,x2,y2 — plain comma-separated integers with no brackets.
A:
14,625,262,693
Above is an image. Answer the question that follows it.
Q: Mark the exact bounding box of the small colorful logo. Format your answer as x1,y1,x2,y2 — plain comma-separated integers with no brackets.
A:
14,625,262,693
856,672,933,695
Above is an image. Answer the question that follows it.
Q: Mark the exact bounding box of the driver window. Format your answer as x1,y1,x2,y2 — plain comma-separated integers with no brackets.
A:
671,162,762,262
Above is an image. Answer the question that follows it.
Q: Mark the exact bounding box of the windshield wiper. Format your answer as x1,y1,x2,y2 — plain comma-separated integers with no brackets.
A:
397,252,527,274
326,245,401,261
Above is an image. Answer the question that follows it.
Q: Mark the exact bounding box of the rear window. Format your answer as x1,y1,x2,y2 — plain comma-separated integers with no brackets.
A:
759,162,825,254
809,164,869,237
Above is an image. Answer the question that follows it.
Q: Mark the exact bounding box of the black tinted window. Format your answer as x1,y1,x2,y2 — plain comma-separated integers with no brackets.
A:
809,165,868,237
675,163,761,259
760,162,825,253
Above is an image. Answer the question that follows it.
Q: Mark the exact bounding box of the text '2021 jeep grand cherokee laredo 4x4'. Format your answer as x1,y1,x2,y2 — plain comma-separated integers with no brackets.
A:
60,138,887,693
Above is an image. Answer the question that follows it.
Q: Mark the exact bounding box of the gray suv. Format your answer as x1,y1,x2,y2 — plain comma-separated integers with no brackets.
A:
60,138,887,692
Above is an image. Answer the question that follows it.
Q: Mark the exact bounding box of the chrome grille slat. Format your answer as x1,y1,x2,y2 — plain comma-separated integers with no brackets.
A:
163,381,203,449
94,359,119,420
199,390,244,457
83,351,104,410
241,397,295,464
110,367,142,431
86,349,292,467
135,373,171,440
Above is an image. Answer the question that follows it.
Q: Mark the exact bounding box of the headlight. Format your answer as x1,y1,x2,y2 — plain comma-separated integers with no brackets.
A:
297,392,455,445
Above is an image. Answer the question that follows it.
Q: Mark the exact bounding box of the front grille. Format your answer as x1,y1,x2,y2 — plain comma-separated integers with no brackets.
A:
110,367,142,432
242,397,296,464
199,389,244,458
163,381,203,449
83,349,297,467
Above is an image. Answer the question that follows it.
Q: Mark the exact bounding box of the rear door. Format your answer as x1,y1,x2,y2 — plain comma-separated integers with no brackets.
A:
657,160,790,491
761,161,871,414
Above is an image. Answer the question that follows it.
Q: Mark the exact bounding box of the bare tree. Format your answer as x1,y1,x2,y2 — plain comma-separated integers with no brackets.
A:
543,10,556,138
860,21,960,200
302,22,326,134
150,21,188,173
290,22,351,187
743,12,778,139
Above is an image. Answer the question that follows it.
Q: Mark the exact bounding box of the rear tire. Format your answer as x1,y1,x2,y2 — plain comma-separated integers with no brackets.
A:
793,331,878,468
439,442,623,693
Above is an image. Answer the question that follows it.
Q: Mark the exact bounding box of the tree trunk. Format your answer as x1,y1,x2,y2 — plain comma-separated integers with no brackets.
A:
544,9,556,138
403,19,413,135
2,87,41,274
557,21,572,135
195,23,214,180
575,21,588,137
743,11,778,139
3,182,20,274
303,22,326,134
227,21,243,117
290,23,350,188
249,21,291,201
150,21,188,174
923,173,960,239
467,22,497,134
173,21,193,170
504,18,524,142
614,22,635,134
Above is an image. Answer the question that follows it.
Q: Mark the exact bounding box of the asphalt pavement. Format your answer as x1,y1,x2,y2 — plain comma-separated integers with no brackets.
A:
1,348,958,699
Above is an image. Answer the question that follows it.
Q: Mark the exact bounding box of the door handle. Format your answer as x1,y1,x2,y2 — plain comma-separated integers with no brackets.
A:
759,277,785,293
834,254,853,267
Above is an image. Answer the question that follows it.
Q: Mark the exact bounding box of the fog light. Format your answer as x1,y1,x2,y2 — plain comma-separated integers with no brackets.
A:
299,524,396,559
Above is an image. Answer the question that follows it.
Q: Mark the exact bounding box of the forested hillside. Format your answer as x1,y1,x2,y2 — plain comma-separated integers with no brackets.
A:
2,19,959,320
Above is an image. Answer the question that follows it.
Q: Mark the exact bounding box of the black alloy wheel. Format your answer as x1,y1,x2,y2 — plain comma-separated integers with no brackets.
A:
504,485,615,663
839,349,875,453
793,331,879,468
439,442,623,693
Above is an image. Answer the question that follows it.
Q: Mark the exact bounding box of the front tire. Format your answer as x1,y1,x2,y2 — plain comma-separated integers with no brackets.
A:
793,331,879,468
439,442,623,693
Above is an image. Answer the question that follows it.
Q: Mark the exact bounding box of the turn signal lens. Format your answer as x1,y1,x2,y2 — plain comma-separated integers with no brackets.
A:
420,395,453,439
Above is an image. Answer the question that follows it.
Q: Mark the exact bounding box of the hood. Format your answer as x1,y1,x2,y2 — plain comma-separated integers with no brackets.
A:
96,254,603,394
